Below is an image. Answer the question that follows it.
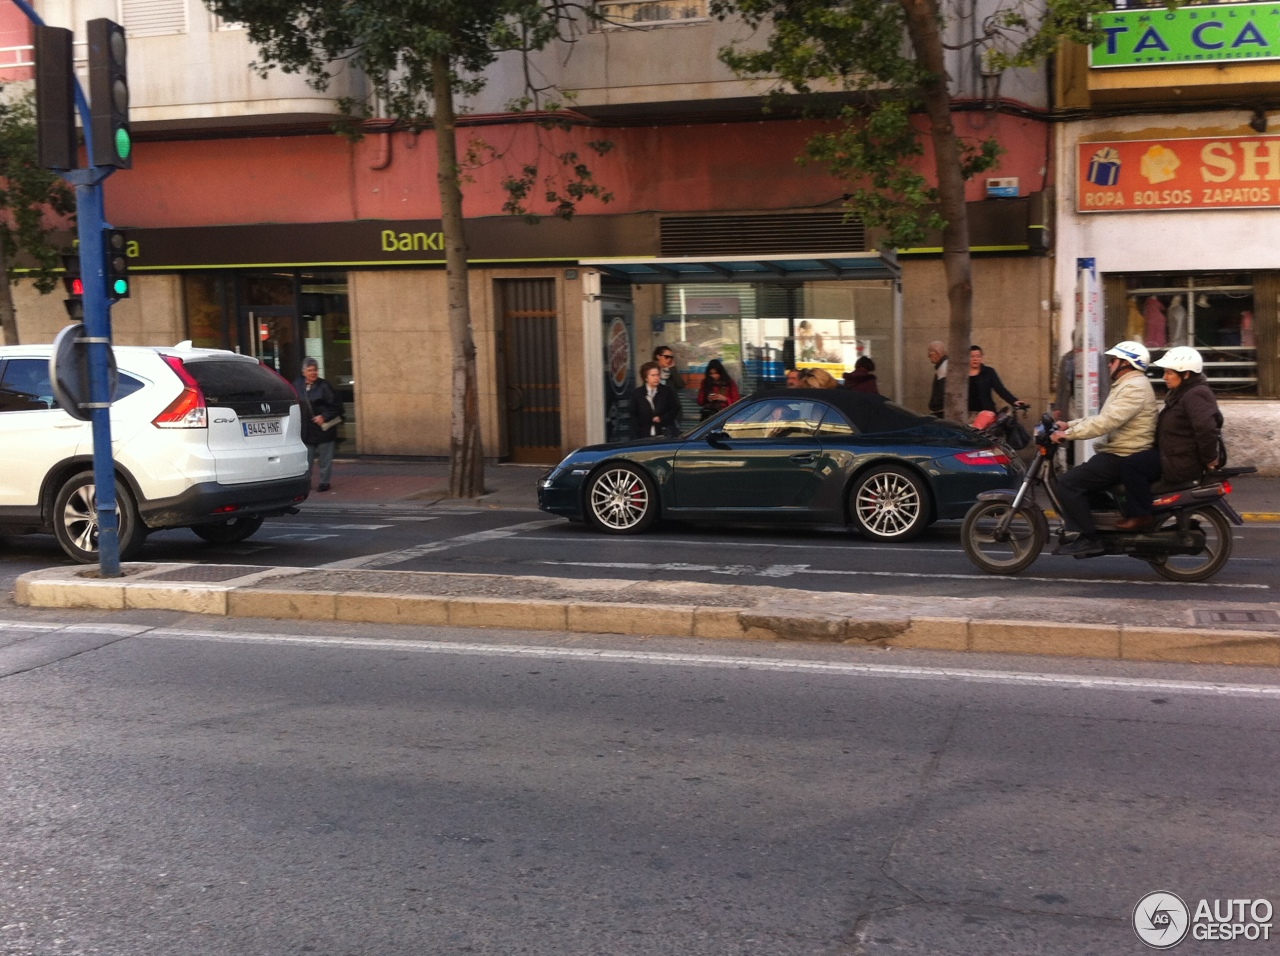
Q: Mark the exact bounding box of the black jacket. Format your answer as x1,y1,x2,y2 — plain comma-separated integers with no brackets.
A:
630,383,681,438
1156,373,1223,484
294,376,343,445
928,358,947,415
968,365,1019,413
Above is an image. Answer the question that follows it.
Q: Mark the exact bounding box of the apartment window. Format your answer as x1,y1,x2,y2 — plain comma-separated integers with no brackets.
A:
595,0,708,29
120,0,188,37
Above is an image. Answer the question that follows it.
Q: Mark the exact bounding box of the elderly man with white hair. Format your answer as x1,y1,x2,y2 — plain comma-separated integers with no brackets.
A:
926,340,947,417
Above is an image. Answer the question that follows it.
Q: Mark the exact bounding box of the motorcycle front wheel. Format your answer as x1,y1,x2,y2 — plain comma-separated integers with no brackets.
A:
961,500,1048,575
1147,505,1233,583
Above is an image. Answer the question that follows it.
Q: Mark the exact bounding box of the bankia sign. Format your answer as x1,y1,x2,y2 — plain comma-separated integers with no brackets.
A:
1090,2,1280,68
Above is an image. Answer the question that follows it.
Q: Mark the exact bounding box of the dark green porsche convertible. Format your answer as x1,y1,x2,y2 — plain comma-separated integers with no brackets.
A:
537,389,1023,542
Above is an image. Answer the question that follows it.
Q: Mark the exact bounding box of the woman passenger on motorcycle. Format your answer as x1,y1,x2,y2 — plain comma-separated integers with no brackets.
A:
1115,347,1223,531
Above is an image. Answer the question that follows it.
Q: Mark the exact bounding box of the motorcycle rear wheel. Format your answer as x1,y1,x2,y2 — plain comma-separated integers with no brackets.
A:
961,500,1048,575
1147,505,1233,583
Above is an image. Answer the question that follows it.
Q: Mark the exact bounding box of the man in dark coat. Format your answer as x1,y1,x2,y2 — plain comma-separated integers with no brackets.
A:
630,361,681,438
293,357,342,492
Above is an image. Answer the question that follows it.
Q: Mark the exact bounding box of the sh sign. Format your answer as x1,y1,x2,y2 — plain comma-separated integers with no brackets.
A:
1078,134,1280,213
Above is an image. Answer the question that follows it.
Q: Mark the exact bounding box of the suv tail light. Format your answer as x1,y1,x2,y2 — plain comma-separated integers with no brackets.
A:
153,355,208,428
956,448,1011,466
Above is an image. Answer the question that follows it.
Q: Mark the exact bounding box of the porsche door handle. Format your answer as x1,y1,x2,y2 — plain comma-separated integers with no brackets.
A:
789,452,817,463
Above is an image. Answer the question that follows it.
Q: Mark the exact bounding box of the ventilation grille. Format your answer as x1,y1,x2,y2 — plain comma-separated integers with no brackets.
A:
121,0,188,37
660,213,866,258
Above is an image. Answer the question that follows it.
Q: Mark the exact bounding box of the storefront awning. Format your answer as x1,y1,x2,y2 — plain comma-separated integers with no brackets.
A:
579,251,900,284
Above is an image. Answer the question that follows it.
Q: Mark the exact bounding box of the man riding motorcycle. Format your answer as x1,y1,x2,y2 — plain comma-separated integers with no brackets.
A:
1049,340,1158,557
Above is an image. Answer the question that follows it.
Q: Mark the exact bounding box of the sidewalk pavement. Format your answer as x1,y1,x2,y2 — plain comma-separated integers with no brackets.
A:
13,460,1280,667
302,457,542,510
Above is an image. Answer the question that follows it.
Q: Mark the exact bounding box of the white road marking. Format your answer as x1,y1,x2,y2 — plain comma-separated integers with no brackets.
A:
124,627,1280,700
538,560,1268,589
265,533,340,543
516,534,961,554
5,619,1279,699
316,518,562,570
513,534,1274,561
259,522,393,531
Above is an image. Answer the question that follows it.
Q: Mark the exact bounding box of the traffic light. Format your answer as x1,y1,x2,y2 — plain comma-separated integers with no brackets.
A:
34,25,77,170
103,229,130,299
61,251,84,321
87,19,131,169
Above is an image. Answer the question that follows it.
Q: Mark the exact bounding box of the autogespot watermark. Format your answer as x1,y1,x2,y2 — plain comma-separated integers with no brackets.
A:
1133,891,1274,948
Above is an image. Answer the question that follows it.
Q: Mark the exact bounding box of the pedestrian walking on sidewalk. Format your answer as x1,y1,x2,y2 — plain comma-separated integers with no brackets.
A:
294,357,343,492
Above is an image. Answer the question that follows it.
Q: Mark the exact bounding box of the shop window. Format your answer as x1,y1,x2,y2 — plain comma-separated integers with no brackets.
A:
183,274,234,352
1118,274,1257,396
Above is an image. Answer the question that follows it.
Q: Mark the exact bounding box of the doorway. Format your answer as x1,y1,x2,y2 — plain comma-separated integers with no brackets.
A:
499,279,562,464
240,273,300,384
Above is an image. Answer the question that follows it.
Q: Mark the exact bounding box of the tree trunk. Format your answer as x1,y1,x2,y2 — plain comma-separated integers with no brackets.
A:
0,240,19,345
434,57,485,498
899,0,973,424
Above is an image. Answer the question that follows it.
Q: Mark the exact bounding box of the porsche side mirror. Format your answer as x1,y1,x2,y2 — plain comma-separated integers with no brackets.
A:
706,429,729,446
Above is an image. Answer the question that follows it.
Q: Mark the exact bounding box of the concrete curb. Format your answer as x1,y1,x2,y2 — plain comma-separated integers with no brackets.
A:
14,564,1280,668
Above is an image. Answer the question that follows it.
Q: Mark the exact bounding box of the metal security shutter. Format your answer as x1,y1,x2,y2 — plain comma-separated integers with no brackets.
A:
660,213,866,257
120,0,188,37
500,279,562,463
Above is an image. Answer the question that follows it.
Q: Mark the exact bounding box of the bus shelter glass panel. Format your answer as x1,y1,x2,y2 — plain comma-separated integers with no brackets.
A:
651,313,743,425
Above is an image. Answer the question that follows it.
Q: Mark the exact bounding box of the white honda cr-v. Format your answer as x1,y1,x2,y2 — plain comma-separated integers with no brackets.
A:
0,340,310,562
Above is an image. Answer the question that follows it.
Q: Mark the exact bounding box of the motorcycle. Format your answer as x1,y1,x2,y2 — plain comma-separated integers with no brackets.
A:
961,412,1255,582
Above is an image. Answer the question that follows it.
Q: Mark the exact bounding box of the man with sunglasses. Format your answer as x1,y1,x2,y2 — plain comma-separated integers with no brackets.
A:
653,346,685,424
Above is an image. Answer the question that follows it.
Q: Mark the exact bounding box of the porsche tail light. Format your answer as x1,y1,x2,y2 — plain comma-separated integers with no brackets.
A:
153,355,208,428
956,448,1011,466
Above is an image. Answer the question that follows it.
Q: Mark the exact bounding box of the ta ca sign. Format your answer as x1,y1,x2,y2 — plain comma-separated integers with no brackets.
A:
1091,1,1280,68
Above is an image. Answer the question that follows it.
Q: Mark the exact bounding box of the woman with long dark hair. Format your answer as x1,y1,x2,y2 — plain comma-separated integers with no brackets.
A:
696,359,740,419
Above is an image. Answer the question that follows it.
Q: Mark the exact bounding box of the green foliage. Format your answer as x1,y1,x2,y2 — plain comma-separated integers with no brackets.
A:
0,89,76,293
206,0,610,219
711,0,1108,243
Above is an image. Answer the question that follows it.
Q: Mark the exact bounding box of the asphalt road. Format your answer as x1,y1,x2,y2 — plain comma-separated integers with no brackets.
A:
3,504,1276,602
1,614,1277,955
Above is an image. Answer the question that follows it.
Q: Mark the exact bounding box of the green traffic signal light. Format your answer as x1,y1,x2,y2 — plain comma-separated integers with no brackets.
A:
115,128,131,160
112,278,129,296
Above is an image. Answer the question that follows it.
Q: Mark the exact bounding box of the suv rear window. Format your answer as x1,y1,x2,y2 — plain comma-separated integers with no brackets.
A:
184,360,297,404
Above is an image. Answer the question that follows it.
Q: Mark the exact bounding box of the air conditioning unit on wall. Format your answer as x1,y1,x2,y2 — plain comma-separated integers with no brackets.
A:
986,177,1020,199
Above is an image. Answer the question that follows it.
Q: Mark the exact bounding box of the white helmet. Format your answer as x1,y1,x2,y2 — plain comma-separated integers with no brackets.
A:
1153,345,1203,374
1105,340,1150,372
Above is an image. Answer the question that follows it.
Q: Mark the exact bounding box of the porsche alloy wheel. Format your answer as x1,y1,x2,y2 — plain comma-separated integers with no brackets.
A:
850,465,930,542
586,464,657,534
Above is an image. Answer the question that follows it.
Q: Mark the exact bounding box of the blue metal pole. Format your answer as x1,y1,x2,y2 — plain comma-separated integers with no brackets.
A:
13,0,121,575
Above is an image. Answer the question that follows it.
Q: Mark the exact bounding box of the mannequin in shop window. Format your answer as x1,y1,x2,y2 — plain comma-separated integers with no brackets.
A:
1126,297,1145,344
1143,296,1167,349
1167,295,1188,347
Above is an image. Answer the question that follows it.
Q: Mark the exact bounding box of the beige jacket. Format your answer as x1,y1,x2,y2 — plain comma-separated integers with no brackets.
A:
1064,369,1157,456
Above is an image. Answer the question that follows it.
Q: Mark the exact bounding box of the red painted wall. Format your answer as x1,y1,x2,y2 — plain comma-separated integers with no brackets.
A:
106,112,1049,229
0,4,33,82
